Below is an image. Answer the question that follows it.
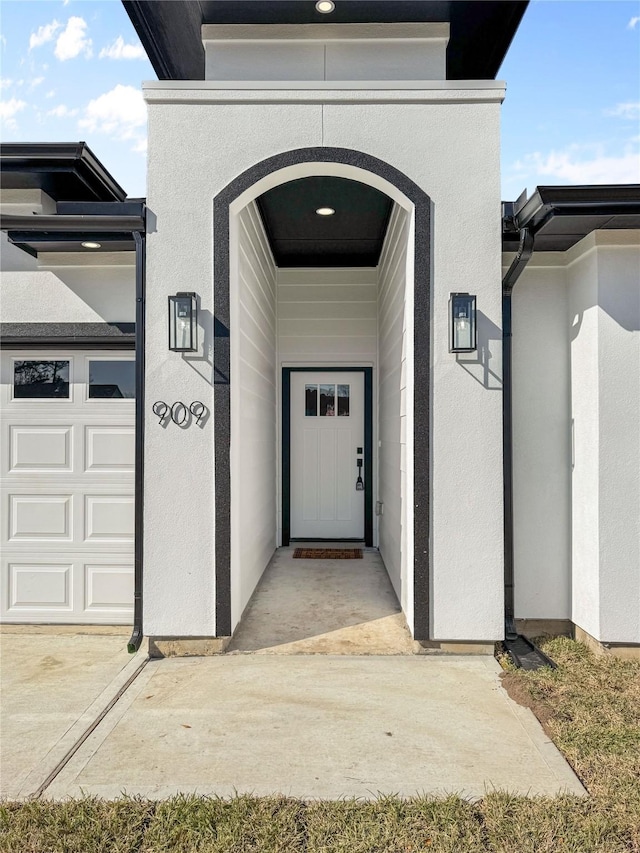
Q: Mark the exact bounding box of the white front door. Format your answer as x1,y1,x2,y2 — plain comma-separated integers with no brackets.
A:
290,371,365,540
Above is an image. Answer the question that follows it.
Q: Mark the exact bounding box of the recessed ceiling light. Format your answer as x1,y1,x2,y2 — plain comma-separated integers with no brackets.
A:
316,207,335,216
315,0,335,13
81,241,101,249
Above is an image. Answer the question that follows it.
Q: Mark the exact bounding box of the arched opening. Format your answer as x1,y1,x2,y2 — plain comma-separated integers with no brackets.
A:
213,148,431,643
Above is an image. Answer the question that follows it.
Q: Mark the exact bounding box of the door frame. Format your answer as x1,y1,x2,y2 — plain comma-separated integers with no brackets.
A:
282,366,373,547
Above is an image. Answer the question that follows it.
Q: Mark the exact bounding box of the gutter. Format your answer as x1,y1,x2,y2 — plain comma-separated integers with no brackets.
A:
129,230,146,653
502,226,534,639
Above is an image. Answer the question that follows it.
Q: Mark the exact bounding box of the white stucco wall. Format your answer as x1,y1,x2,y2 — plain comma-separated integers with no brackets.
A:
509,232,640,644
590,235,640,643
377,204,412,623
1,255,135,323
510,258,571,620
143,81,505,641
230,201,277,631
1,232,38,272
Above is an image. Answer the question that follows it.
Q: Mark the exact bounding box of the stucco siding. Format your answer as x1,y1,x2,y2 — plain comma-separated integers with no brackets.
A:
143,85,505,640
1,258,135,324
568,245,601,639
231,201,278,631
511,262,571,620
595,242,640,642
377,204,410,618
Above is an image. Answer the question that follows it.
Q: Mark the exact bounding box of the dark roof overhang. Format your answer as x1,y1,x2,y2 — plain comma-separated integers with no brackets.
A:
0,202,146,256
502,185,640,253
0,142,127,203
123,0,528,81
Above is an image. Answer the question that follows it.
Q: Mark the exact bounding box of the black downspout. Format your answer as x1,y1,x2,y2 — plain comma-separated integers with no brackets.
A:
128,228,146,653
502,226,534,640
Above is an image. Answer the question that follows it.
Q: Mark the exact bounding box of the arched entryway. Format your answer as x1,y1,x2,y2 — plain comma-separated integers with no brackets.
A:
212,148,431,641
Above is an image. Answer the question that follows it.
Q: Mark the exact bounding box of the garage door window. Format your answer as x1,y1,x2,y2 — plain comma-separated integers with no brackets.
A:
88,360,135,399
13,360,70,399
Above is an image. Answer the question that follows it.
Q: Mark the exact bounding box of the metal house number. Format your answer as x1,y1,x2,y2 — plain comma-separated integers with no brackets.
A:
153,400,206,426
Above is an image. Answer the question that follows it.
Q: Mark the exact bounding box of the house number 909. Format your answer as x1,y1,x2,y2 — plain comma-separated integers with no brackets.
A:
152,400,206,426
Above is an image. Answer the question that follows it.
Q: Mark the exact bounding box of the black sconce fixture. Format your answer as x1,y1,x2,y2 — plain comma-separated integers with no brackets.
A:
168,292,198,352
449,292,477,353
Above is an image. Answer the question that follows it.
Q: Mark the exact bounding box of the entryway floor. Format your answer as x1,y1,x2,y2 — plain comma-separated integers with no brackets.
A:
227,545,414,654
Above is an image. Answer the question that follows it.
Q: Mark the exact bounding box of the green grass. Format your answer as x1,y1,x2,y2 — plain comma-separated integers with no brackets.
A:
2,638,639,853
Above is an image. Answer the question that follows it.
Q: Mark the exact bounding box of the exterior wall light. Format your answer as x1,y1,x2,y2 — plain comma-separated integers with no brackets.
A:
449,292,477,353
316,1,335,12
168,292,198,352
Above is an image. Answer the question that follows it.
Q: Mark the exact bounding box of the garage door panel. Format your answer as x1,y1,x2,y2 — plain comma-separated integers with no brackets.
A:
84,564,134,611
85,426,134,472
9,426,73,472
7,563,72,611
8,495,72,541
85,496,134,541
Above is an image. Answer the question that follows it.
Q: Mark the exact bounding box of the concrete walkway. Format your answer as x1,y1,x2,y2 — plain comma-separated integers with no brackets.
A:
39,653,585,801
228,546,414,654
0,627,143,799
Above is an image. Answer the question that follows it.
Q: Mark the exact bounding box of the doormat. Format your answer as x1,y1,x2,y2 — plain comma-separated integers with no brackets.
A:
293,548,363,559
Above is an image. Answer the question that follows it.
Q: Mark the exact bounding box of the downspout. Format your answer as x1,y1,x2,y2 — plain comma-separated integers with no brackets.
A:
502,226,534,640
128,227,146,653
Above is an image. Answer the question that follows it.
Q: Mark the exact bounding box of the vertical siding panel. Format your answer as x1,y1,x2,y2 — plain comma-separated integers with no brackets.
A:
232,202,277,629
377,204,410,608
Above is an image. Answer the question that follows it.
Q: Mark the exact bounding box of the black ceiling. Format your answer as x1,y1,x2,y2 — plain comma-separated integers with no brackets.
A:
123,1,528,81
256,176,392,267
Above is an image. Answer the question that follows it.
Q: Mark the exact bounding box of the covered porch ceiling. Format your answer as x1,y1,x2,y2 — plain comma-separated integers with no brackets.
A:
256,176,393,267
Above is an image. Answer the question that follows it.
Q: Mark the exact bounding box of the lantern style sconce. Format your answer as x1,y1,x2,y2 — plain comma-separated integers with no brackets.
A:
168,292,198,352
449,292,477,353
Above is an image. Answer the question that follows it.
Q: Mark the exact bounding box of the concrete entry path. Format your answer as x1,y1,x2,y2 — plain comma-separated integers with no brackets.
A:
228,546,414,654
0,627,144,799
43,654,585,801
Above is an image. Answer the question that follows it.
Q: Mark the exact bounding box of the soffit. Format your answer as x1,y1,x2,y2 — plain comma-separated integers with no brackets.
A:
123,0,528,81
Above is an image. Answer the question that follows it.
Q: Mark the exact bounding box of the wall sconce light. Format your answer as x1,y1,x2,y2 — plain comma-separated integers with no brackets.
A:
449,293,477,353
168,292,198,352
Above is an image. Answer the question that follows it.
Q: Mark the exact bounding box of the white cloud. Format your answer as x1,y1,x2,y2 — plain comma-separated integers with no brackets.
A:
606,101,640,120
514,142,640,186
78,84,147,152
0,77,12,88
29,76,45,90
45,89,56,98
99,36,146,60
29,20,61,50
0,97,27,130
48,103,78,118
628,16,640,30
1,35,7,49
54,17,92,61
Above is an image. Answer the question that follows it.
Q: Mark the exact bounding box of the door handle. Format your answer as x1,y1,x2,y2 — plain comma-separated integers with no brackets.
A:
356,458,364,491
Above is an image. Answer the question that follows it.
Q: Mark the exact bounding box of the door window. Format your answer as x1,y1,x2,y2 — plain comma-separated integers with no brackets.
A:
304,383,350,417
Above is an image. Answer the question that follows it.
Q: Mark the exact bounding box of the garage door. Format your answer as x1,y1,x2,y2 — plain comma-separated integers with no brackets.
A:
1,351,135,624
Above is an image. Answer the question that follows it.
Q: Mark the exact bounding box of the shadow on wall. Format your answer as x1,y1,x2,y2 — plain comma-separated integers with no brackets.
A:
455,310,502,390
181,306,217,383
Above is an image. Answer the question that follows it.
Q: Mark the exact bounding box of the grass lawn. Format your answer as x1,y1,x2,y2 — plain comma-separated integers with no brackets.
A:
2,638,639,853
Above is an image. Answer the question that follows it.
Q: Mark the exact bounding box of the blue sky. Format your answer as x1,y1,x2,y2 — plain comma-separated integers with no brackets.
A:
1,0,639,200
